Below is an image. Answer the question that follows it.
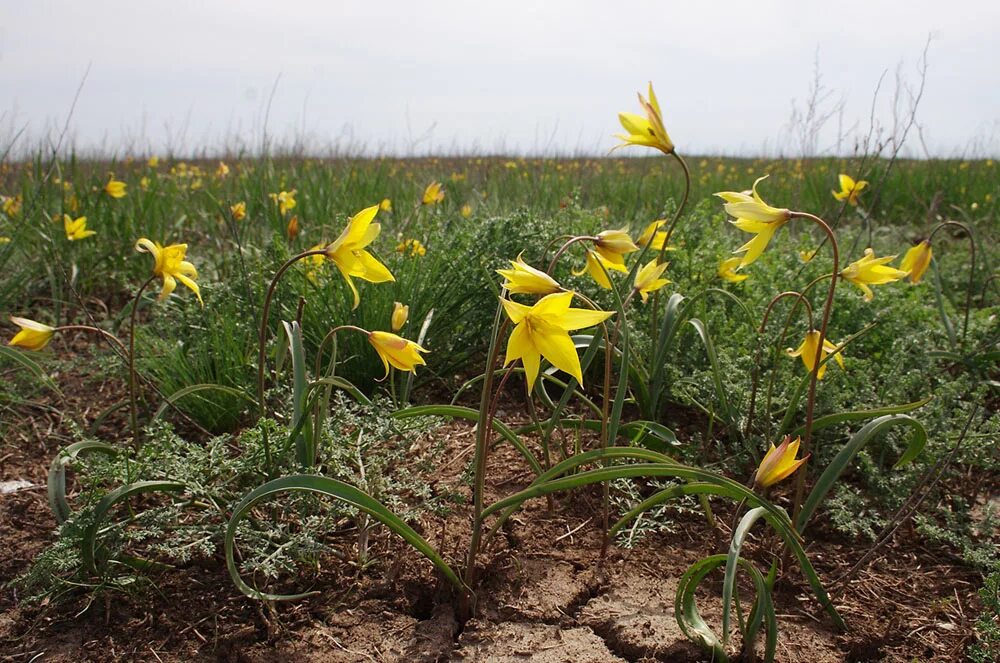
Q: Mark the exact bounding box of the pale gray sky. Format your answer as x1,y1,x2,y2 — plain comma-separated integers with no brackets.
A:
2,1,999,157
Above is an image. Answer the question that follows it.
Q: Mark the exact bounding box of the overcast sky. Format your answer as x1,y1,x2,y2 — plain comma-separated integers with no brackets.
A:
2,1,998,158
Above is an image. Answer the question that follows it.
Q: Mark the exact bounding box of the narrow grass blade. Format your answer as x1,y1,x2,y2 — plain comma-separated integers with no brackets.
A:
47,440,118,524
152,383,257,422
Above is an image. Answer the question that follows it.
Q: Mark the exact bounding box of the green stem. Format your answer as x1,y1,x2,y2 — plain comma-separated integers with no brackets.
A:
927,220,976,343
128,276,155,443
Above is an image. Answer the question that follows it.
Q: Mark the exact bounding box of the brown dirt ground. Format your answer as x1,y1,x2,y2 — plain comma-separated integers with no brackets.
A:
0,341,989,662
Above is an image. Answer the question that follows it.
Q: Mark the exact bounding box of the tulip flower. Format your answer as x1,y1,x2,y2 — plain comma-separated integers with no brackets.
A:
594,228,639,266
461,204,473,218
786,329,844,379
269,190,297,215
7,316,56,351
635,219,675,252
391,302,409,332
2,194,22,216
134,238,203,305
368,331,427,376
104,178,127,199
230,202,246,221
840,248,908,301
422,181,445,205
379,198,392,212
634,259,670,302
900,240,932,285
215,162,230,178
718,257,748,283
286,215,300,241
832,174,868,206
63,215,95,241
575,249,627,289
497,254,561,295
716,176,791,268
324,204,395,309
753,436,809,489
501,291,613,389
614,82,675,155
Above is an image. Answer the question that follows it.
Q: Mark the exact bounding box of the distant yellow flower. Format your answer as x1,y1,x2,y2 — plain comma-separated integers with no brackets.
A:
832,174,868,206
899,240,932,285
799,249,817,263
716,176,790,268
303,243,327,284
461,204,472,218
379,198,392,212
718,257,749,283
8,316,56,351
1,194,21,217
614,82,674,154
368,331,427,377
396,238,427,257
230,201,247,221
147,156,159,168
391,302,409,332
498,254,561,295
753,436,809,489
786,329,844,379
139,176,151,191
269,190,297,215
574,249,627,289
63,214,95,241
633,259,670,302
104,177,127,199
840,248,908,301
286,215,300,241
501,291,614,388
422,181,444,205
324,204,395,309
0,236,10,245
216,161,230,178
134,238,203,305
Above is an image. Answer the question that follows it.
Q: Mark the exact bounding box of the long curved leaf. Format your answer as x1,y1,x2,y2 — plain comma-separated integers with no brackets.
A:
82,480,186,575
393,404,543,476
224,474,465,601
723,507,767,645
796,414,927,532
790,396,932,439
47,440,118,524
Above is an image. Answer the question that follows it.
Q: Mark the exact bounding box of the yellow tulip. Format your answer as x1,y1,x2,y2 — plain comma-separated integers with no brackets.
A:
391,302,409,332
899,240,932,285
840,248,908,301
716,176,790,268
718,257,748,283
786,329,844,379
396,238,427,257
614,82,675,155
594,228,639,265
799,249,817,263
147,156,159,168
324,204,395,309
753,436,809,489
215,161,230,178
134,238,203,305
379,198,392,212
104,178,127,199
368,331,427,376
422,181,445,205
635,219,675,251
8,316,56,351
574,249,627,289
63,214,95,241
501,291,613,389
832,174,868,206
461,204,473,218
269,190,297,215
230,201,247,221
2,194,22,216
633,259,670,303
497,254,561,295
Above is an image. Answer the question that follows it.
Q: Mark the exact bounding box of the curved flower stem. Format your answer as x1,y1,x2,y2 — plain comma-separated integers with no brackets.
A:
540,234,575,264
256,249,329,415
787,211,839,528
744,292,814,442
927,220,976,342
660,151,691,254
128,275,156,443
56,325,129,358
546,236,598,275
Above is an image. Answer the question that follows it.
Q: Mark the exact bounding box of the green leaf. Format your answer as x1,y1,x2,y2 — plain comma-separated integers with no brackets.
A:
47,440,118,524
796,414,927,532
224,474,466,601
722,507,768,645
688,318,733,428
283,321,313,468
0,344,60,393
152,383,257,422
82,480,186,575
789,396,931,439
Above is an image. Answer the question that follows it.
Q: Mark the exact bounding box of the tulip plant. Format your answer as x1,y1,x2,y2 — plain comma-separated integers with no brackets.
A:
8,82,966,663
